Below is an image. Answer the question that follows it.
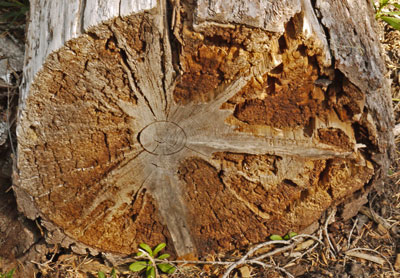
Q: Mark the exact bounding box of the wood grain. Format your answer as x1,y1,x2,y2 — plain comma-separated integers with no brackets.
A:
15,0,393,257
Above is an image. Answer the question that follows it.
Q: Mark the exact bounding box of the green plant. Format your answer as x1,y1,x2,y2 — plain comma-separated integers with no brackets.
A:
269,232,298,241
129,243,176,278
0,0,29,24
372,0,400,30
0,269,15,278
98,268,117,278
283,231,298,240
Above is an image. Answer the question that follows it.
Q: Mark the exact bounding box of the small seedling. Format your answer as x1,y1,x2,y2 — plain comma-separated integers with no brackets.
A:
129,243,175,278
0,269,15,278
270,232,298,241
269,234,283,241
283,231,298,240
372,0,400,30
98,268,117,278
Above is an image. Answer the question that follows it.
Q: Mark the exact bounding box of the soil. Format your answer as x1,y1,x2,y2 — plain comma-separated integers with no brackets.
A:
0,6,399,278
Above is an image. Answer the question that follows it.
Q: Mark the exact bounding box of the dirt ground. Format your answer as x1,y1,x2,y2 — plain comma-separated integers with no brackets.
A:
0,6,399,278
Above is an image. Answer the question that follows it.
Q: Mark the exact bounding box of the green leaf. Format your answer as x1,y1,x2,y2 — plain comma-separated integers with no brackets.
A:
111,268,116,278
393,3,400,9
283,234,290,240
146,266,155,278
7,0,25,7
152,243,166,257
158,263,176,274
0,0,26,8
157,253,170,260
5,269,14,278
377,0,389,13
0,2,21,7
270,235,283,241
288,232,298,239
381,16,400,30
379,0,390,9
383,11,400,16
98,271,106,278
129,261,148,272
137,251,144,257
139,243,153,256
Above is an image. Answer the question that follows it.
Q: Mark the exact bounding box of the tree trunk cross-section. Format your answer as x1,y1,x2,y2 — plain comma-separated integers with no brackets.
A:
16,0,394,257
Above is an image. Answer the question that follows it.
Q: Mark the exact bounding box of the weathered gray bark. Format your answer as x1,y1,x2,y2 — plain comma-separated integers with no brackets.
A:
15,0,394,257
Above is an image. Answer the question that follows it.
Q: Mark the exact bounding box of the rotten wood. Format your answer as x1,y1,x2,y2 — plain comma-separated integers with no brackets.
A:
15,0,394,257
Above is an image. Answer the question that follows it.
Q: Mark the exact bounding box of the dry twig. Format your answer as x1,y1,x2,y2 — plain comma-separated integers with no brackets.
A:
345,247,396,275
220,235,324,278
360,206,392,230
345,250,385,265
324,210,337,258
138,248,159,278
347,217,359,250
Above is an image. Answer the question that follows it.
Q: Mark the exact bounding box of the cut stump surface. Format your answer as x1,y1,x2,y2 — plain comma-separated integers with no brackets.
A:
16,0,394,257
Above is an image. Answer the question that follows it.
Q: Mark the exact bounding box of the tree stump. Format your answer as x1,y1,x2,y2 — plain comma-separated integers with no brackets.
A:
15,0,394,257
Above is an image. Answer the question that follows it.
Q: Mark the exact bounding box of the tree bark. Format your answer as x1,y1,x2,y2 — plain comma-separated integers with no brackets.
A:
15,0,394,257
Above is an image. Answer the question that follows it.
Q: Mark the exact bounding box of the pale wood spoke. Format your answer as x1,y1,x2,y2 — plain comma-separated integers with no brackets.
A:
77,151,153,226
168,75,251,124
186,121,352,159
111,24,173,121
146,162,195,256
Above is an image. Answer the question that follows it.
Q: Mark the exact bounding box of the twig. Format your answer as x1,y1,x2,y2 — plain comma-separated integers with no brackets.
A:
246,260,294,278
221,258,294,278
124,235,325,278
324,210,337,258
360,206,391,230
149,235,324,273
153,259,230,265
345,250,385,265
254,235,324,261
221,235,323,278
0,80,18,89
31,246,58,268
328,233,339,253
293,234,324,244
252,240,297,261
345,247,396,274
138,248,159,277
221,240,291,278
285,236,324,267
347,217,358,249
